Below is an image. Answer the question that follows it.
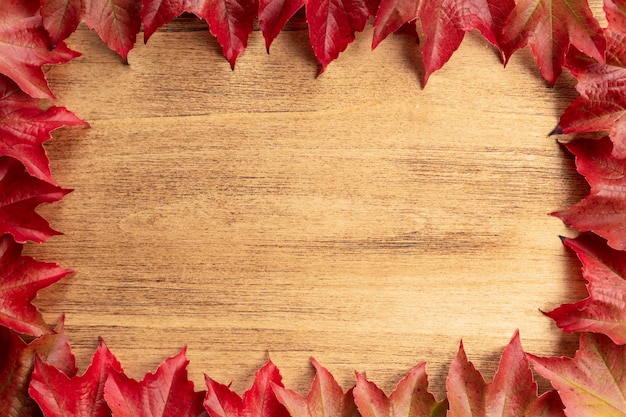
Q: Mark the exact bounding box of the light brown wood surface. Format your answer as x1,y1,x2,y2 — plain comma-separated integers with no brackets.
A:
29,7,603,399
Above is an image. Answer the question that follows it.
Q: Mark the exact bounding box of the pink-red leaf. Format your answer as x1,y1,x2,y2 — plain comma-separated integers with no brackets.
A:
0,319,77,417
273,358,356,417
104,347,206,417
501,0,605,86
83,0,142,60
554,138,626,250
204,359,290,417
447,331,564,417
354,363,446,417
546,234,626,344
0,234,72,336
305,0,378,72
0,0,79,99
371,0,420,49
40,0,85,46
29,339,122,417
141,0,205,43
530,332,626,416
258,0,305,52
0,75,88,185
0,157,70,243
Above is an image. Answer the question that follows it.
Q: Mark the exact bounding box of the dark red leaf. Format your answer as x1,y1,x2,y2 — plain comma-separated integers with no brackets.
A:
141,0,205,43
371,0,420,49
40,0,85,46
83,0,142,60
0,157,70,243
258,0,305,52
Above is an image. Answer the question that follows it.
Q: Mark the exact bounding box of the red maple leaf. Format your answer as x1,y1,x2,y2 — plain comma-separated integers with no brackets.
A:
0,319,77,417
305,0,379,72
40,0,86,47
272,358,357,417
83,0,142,60
29,339,122,417
371,0,421,49
447,331,564,417
546,234,626,345
0,0,79,99
258,0,305,52
553,138,626,250
500,0,605,86
0,234,72,337
353,363,446,417
0,75,87,185
0,157,70,244
204,359,290,417
530,333,626,416
558,0,626,158
141,0,205,43
103,347,206,417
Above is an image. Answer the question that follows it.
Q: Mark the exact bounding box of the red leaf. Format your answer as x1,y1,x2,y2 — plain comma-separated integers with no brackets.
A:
0,234,72,336
0,75,87,185
29,339,122,417
559,0,626,157
501,0,605,86
258,0,305,52
530,332,626,416
354,363,446,417
0,157,70,243
204,359,289,417
103,347,206,417
0,0,79,99
305,0,378,72
273,358,356,417
141,0,205,43
40,0,85,46
83,0,142,60
554,138,626,250
196,0,259,69
546,234,626,344
417,0,514,84
447,331,564,417
0,319,77,417
371,0,420,50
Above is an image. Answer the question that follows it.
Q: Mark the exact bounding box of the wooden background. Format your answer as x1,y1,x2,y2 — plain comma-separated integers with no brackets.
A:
29,5,604,399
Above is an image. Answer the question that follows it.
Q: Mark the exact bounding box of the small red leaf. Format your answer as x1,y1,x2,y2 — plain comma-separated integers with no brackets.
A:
273,358,356,417
0,0,79,99
554,138,626,250
103,347,206,417
141,0,205,43
0,234,72,336
354,363,446,417
0,319,77,417
501,0,605,86
371,0,420,49
530,333,626,416
447,331,564,417
305,0,378,72
83,0,142,60
0,75,88,185
0,157,70,243
29,339,122,417
204,359,290,417
258,0,305,52
546,234,626,344
40,0,85,46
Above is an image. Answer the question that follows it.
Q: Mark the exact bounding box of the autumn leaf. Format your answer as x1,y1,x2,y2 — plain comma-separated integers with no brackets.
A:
501,0,605,86
371,0,421,50
529,332,626,416
104,347,206,417
0,319,77,417
83,0,142,60
29,339,122,417
272,357,357,417
40,0,85,46
558,0,626,158
0,234,72,337
258,0,305,52
353,363,446,417
141,0,205,43
446,331,564,417
0,75,87,185
553,138,626,250
0,0,79,99
545,234,626,344
204,359,290,417
305,0,378,72
0,157,70,244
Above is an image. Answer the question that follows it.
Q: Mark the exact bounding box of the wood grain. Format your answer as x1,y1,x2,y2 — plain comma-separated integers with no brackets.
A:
29,7,602,399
